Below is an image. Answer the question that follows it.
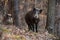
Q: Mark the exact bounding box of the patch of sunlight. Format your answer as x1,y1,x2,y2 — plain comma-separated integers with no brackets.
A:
12,35,20,39
48,34,57,39
0,27,10,33
11,35,26,40
33,32,38,35
20,36,26,40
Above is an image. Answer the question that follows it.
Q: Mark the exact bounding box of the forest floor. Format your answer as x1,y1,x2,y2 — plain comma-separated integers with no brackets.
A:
0,25,59,40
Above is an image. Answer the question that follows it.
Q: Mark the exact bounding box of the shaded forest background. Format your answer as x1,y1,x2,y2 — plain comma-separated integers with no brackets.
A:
0,0,48,32
0,0,60,40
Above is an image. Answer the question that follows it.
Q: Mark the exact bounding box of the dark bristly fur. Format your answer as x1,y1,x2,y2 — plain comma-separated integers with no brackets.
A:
25,8,42,32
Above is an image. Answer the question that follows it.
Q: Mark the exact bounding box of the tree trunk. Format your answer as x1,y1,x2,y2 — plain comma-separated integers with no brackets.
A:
46,0,56,34
13,0,20,26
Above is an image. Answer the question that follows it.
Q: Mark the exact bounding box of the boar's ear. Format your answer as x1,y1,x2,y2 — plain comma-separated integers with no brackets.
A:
33,8,36,11
39,9,42,13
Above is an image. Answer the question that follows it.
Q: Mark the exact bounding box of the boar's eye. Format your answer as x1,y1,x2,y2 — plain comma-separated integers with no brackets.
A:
39,10,42,13
33,8,36,11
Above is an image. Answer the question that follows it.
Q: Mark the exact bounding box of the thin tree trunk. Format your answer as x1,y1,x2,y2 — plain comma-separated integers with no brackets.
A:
46,0,56,34
13,0,19,26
